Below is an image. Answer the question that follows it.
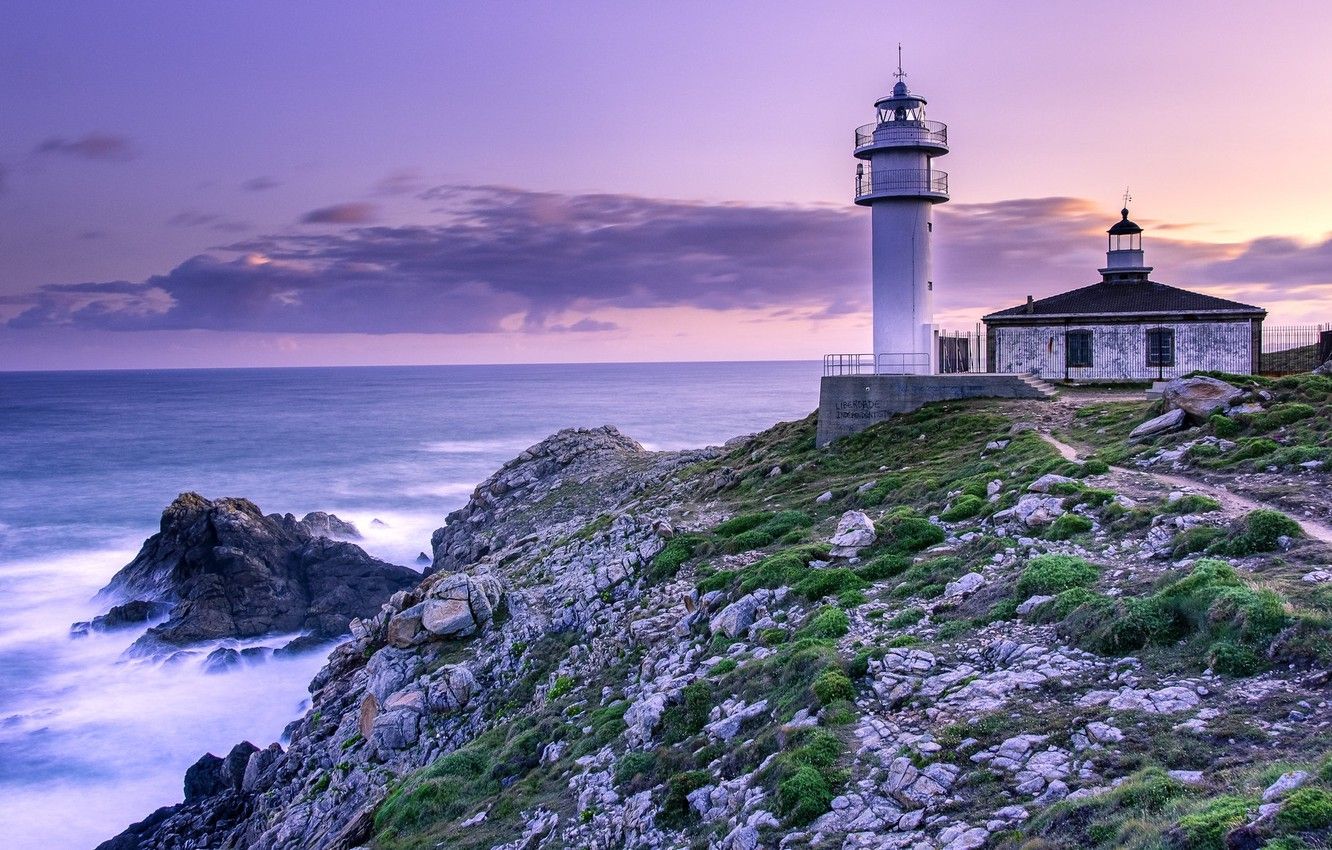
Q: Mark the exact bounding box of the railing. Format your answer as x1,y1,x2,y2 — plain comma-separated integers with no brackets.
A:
855,168,948,201
854,120,948,150
823,352,931,376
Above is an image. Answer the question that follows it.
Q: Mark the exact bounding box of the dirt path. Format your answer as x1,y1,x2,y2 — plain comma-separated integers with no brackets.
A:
1038,432,1332,545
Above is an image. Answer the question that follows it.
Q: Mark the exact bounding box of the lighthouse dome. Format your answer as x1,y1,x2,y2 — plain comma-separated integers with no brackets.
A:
892,80,908,96
1108,208,1143,236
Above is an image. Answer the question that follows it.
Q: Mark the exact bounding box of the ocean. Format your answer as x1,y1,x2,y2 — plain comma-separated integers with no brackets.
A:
0,361,821,849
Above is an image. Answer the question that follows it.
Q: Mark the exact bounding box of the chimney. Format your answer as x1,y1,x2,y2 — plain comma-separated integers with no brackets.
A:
1025,295,1034,314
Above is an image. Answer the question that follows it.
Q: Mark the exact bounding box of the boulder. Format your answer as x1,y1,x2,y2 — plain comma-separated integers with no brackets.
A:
829,510,877,557
1013,494,1066,527
202,647,242,674
1162,376,1245,421
425,665,476,713
944,572,986,598
91,493,419,653
1027,474,1076,493
709,590,770,638
1129,408,1187,440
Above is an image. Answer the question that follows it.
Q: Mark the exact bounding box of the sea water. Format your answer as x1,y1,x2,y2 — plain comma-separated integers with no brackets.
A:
0,361,820,848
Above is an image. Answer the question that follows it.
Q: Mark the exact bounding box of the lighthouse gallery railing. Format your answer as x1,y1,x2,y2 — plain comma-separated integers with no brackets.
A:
854,169,949,200
854,120,948,150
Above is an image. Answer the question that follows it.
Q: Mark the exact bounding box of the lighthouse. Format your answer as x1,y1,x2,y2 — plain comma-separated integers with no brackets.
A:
853,56,949,373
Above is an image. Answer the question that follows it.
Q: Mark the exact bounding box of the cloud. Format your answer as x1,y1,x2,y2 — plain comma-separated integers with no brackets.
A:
33,133,135,161
549,318,619,333
4,186,1329,335
242,176,280,191
167,210,250,233
301,202,379,224
374,169,424,196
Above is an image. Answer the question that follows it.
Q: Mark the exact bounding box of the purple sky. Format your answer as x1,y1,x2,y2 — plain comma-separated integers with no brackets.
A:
2,1,1331,369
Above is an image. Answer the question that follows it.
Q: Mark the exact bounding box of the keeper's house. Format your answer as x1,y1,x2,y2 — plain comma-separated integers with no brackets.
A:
983,208,1266,381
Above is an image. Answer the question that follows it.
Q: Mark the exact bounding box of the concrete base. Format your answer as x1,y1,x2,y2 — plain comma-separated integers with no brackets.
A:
816,374,1051,446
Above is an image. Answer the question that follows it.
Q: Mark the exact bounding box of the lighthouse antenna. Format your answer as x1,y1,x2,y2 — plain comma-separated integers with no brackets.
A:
1122,186,1132,210
895,43,906,81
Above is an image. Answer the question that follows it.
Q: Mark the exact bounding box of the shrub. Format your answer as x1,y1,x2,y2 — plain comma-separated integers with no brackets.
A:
1210,413,1240,437
1176,795,1252,850
1047,513,1093,540
886,634,921,647
548,675,574,699
662,770,712,821
798,607,851,640
1016,554,1099,596
876,514,945,553
1214,508,1302,556
776,728,845,825
713,512,774,537
887,606,925,628
711,658,737,675
793,567,867,601
1276,787,1332,831
615,751,658,788
856,553,911,581
1111,767,1184,813
649,535,700,581
1171,525,1227,558
1166,494,1222,514
1207,639,1263,676
778,764,833,825
941,495,984,522
681,681,712,734
812,669,856,704
725,529,774,553
1080,458,1111,475
1030,587,1103,622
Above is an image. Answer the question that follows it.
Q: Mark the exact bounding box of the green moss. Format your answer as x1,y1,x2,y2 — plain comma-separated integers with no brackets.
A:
1253,402,1317,433
941,494,984,521
614,751,658,789
710,658,737,676
886,606,925,628
1230,437,1281,462
1210,413,1240,437
1016,554,1099,596
886,634,921,647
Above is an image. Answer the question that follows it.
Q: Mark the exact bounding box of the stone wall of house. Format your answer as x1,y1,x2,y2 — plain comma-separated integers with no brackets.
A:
990,319,1256,381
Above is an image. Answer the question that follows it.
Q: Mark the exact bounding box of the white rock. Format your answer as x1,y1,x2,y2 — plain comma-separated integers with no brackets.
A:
1028,474,1077,493
1262,771,1310,802
1016,595,1054,615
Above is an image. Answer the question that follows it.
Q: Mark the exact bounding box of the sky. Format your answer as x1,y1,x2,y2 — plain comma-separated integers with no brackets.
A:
2,1,1331,370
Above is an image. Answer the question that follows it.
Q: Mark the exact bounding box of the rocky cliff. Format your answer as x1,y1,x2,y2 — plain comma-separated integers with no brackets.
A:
100,375,1332,850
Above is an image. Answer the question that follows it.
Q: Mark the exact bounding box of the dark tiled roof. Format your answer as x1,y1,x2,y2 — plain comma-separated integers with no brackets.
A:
984,280,1265,322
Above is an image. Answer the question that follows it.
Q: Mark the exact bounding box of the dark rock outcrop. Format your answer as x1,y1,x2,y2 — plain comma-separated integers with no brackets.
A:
91,492,419,651
70,599,172,637
290,511,362,540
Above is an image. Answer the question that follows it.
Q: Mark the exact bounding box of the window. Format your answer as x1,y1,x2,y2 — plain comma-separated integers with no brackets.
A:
1147,328,1175,367
1065,330,1093,368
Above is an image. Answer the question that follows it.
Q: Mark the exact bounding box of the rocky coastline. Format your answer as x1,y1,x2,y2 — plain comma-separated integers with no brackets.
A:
97,375,1332,850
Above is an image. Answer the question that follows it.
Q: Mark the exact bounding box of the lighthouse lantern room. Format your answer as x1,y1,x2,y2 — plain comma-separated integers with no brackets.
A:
853,51,949,373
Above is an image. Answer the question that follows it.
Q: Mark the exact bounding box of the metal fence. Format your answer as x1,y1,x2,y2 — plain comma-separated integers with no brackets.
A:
854,168,949,201
1260,324,1331,374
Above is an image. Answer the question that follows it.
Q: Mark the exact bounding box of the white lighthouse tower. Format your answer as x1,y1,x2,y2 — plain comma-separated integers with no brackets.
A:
853,53,949,373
